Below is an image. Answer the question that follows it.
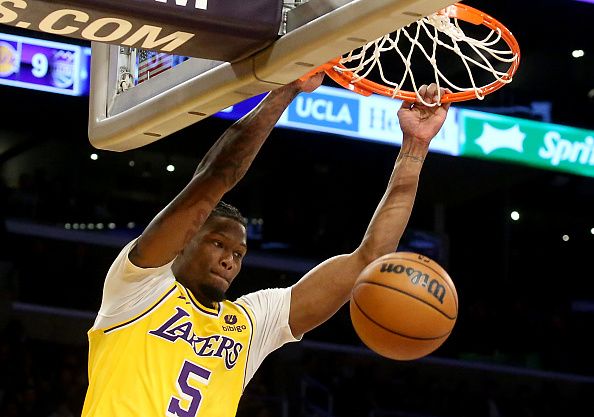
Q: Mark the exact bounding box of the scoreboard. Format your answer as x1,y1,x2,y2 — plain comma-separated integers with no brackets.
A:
0,32,90,96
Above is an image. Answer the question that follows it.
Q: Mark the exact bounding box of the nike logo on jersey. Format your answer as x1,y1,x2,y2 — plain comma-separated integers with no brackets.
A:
149,307,243,369
177,295,190,304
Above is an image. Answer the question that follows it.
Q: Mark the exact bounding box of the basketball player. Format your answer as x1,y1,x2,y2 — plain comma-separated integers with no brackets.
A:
82,74,451,416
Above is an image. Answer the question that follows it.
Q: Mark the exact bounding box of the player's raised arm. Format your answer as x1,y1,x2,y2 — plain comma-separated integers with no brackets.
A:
130,74,324,269
289,84,451,337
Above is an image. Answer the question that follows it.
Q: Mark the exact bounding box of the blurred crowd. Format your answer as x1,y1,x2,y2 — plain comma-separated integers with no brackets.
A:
0,321,87,417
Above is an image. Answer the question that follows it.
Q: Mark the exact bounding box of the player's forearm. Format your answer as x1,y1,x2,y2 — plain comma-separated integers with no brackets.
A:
299,152,427,317
192,84,300,188
357,136,429,261
289,138,430,335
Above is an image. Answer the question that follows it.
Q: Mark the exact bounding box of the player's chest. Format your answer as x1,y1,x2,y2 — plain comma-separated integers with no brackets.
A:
146,303,252,370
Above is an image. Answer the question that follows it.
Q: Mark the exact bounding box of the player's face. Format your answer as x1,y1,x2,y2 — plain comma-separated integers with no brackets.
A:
175,216,247,305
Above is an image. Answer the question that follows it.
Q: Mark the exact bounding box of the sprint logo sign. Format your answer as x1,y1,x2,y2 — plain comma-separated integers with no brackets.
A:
287,88,359,132
538,132,594,167
460,109,594,178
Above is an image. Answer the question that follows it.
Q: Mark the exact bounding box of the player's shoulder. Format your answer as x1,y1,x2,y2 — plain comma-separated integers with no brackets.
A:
235,287,290,305
233,287,291,317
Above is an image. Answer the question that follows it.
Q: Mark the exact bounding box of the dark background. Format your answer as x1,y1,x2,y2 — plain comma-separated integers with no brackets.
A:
1,0,594,416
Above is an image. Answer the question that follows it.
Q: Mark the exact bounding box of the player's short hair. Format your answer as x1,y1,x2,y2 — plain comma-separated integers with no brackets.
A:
208,201,247,227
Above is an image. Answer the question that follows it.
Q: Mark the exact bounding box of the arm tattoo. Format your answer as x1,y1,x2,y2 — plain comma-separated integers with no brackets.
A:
195,89,297,189
211,140,259,187
399,153,425,163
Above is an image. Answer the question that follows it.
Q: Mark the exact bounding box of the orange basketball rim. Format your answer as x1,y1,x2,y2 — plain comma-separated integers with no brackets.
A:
318,3,521,105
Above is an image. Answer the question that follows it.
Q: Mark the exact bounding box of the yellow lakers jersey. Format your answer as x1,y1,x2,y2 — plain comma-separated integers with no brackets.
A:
83,281,256,417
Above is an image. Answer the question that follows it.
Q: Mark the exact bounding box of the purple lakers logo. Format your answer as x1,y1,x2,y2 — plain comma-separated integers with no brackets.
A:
149,307,243,369
224,314,237,325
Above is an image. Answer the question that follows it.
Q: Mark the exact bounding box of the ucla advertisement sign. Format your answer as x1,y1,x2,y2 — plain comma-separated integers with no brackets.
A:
287,90,360,132
459,110,594,178
277,86,461,156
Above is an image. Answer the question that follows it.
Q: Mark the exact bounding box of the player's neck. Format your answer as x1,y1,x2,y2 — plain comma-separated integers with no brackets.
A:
182,280,219,309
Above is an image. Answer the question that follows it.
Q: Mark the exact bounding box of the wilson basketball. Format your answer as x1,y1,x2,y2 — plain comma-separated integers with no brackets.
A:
350,252,457,360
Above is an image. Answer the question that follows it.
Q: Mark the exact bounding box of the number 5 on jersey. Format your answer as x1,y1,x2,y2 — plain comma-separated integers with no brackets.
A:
167,361,212,417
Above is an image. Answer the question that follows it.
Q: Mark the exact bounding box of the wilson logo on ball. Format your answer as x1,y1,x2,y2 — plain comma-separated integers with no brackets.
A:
380,263,446,304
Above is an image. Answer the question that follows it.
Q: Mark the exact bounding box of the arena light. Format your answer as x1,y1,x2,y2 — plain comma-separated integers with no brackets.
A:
166,164,175,172
590,227,594,235
510,211,520,221
90,153,98,160
562,234,570,242
572,49,585,58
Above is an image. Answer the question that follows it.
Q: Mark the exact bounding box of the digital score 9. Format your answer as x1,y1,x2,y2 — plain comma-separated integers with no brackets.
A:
30,51,49,78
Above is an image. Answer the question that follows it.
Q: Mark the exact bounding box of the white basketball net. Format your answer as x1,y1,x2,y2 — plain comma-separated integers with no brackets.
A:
335,11,519,106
